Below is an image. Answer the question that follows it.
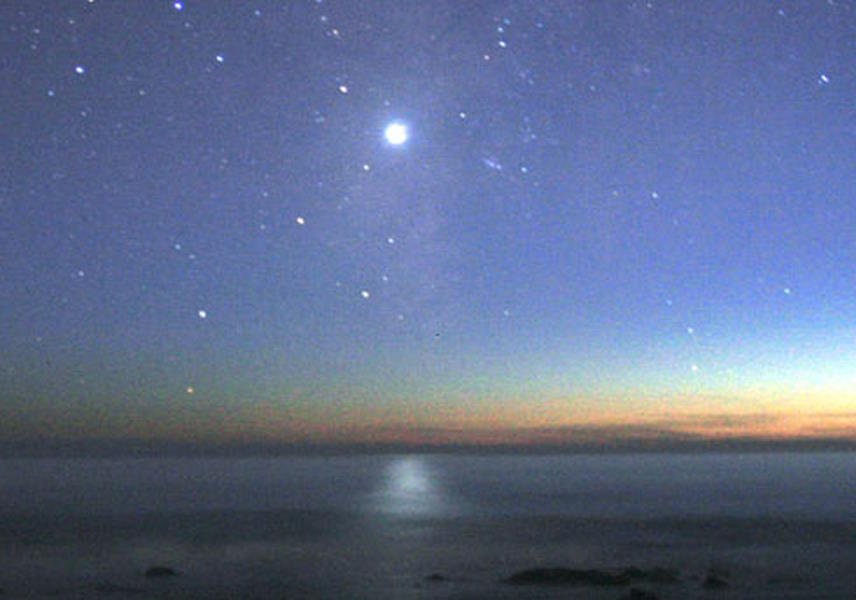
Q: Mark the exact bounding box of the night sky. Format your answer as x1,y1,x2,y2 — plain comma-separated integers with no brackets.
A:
2,1,855,452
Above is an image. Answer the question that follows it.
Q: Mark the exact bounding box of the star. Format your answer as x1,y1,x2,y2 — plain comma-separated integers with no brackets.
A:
383,121,408,146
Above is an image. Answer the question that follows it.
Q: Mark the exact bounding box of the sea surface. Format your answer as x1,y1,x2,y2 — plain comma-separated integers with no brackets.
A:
0,452,854,598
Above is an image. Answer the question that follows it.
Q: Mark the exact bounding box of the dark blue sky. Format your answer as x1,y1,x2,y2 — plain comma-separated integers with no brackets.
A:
2,1,855,450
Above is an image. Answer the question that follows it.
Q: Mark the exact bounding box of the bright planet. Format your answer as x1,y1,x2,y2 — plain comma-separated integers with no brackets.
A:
383,121,408,145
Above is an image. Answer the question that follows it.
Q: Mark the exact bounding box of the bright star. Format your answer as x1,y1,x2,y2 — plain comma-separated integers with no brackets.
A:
384,121,408,146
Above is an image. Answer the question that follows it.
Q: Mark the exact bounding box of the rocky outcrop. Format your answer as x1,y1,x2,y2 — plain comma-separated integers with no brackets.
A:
620,588,659,600
144,566,178,578
702,572,729,589
622,567,678,583
505,566,679,587
506,567,631,586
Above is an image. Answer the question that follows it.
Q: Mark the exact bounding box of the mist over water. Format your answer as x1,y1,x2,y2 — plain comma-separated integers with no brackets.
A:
1,453,854,598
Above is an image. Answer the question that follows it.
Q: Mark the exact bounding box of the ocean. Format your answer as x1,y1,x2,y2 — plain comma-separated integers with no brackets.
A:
0,452,854,598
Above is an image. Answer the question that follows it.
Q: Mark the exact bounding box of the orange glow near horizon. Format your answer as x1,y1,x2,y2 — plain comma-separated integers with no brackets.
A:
212,391,856,448
5,390,852,450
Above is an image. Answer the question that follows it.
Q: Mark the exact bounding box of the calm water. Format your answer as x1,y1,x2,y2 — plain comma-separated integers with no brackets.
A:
1,452,854,598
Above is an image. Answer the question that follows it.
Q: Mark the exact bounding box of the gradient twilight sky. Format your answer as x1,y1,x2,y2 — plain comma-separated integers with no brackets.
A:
2,1,855,452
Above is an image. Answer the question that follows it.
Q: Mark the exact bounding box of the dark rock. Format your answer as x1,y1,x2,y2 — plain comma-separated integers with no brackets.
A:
425,573,448,582
144,566,178,578
621,588,659,600
644,567,679,583
505,566,680,587
702,573,729,590
506,568,631,586
620,567,679,584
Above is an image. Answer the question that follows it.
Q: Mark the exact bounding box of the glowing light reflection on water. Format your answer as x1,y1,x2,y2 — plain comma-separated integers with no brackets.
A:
369,456,448,516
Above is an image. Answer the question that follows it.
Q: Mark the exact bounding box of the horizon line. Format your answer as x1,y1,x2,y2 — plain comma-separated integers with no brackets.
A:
2,435,854,458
